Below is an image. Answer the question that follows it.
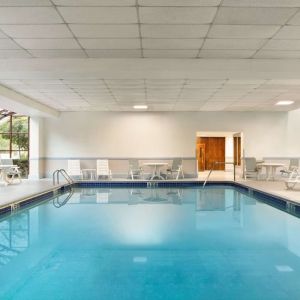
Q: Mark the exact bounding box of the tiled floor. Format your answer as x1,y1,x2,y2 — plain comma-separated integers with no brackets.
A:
0,179,59,207
0,171,299,208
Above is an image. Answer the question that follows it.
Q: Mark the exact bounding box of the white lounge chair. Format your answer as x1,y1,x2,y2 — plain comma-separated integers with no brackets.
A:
285,169,300,190
97,159,112,180
244,157,262,180
0,159,22,184
96,190,112,203
128,159,143,180
67,160,82,179
166,158,184,180
280,158,299,177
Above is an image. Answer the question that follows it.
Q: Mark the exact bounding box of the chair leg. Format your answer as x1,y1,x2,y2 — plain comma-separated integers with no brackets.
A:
17,172,22,183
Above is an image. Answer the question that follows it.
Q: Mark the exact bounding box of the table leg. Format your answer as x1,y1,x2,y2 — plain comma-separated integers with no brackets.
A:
266,166,270,181
157,166,164,180
150,166,165,180
150,166,156,180
271,166,276,181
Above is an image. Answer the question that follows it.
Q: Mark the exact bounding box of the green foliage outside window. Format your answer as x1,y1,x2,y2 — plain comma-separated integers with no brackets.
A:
0,115,29,177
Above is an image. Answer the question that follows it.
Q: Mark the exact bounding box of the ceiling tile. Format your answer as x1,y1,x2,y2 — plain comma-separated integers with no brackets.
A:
199,49,255,58
53,0,135,5
226,79,265,85
274,25,300,39
58,7,137,23
143,38,203,49
0,7,63,24
0,39,20,49
28,49,86,58
222,0,300,7
0,0,51,6
209,25,280,38
0,49,31,58
255,50,300,58
215,7,297,25
141,25,209,38
140,7,217,24
15,38,80,49
203,38,265,50
87,50,141,57
0,25,73,38
288,11,300,24
139,0,221,6
185,79,225,87
143,49,198,58
79,39,140,49
70,25,139,38
263,39,300,50
106,79,144,85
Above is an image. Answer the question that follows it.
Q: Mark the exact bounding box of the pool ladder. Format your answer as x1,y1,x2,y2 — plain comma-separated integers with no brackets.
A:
53,169,74,185
203,161,236,188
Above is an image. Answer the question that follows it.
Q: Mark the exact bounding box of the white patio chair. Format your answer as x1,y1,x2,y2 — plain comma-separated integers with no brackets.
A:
67,160,82,179
285,169,300,190
128,159,143,180
0,159,22,184
244,157,262,180
166,158,184,180
97,159,112,180
280,158,299,177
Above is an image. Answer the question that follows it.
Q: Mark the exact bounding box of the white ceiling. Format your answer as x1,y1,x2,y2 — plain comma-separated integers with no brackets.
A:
1,0,300,112
2,77,300,112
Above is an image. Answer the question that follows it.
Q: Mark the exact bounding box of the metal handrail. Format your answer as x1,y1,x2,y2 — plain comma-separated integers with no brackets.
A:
52,169,74,185
202,161,236,188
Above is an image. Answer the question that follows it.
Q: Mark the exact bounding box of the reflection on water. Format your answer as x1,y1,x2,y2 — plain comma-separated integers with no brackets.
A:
197,189,241,211
129,188,183,204
1,187,300,299
0,212,29,266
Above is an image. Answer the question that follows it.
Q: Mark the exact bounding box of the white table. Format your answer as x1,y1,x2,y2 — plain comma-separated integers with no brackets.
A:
257,163,285,181
81,169,97,180
0,165,18,185
143,162,168,180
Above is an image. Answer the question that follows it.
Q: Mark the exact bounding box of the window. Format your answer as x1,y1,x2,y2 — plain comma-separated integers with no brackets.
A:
0,111,29,177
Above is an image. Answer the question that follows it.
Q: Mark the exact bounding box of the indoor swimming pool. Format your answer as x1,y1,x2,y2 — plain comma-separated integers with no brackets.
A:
0,185,300,300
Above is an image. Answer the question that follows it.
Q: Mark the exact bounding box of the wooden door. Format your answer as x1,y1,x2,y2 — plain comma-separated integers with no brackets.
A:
196,137,225,170
234,136,241,166
196,143,206,171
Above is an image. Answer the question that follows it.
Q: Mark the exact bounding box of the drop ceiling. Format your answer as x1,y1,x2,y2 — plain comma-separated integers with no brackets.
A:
1,0,300,112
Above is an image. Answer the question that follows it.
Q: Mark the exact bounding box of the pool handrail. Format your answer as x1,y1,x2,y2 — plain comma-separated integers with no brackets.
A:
203,161,236,188
53,169,74,185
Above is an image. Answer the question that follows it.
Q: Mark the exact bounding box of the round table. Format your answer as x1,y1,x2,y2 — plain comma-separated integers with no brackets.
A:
143,162,168,180
81,168,97,180
257,163,285,181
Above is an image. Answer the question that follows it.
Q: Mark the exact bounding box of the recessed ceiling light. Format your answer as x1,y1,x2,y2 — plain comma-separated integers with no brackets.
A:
133,105,148,110
276,100,294,106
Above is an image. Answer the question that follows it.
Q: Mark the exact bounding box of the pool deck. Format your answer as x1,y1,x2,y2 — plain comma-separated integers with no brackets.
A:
0,173,299,210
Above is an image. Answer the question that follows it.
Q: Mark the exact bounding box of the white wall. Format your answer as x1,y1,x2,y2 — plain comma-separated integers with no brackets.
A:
287,108,300,156
43,111,289,159
29,117,45,179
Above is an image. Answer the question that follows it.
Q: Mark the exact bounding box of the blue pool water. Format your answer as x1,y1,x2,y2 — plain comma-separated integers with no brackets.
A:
1,186,300,300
